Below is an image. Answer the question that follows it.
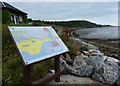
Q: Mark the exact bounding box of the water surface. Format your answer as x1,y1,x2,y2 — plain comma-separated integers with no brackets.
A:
75,27,119,39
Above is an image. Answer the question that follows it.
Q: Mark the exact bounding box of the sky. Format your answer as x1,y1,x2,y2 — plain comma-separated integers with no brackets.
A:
8,2,118,26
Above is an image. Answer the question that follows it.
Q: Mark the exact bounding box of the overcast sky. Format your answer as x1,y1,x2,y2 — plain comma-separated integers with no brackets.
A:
9,2,118,26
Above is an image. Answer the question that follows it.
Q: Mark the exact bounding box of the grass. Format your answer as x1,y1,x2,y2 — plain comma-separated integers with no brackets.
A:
59,34,80,60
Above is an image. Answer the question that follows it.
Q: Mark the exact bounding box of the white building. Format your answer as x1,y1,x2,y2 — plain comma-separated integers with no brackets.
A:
1,2,27,24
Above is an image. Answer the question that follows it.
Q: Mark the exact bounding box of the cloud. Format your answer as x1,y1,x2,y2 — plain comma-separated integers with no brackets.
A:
9,2,118,25
4,0,120,2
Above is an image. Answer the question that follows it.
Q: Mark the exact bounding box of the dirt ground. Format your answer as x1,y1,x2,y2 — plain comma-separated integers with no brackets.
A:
47,73,106,85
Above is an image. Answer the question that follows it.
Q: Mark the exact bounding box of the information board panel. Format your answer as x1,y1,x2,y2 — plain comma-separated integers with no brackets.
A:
8,26,69,65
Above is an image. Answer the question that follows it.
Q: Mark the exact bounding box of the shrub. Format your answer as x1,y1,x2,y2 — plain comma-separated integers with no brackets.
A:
2,10,11,24
59,34,79,59
23,15,27,24
32,22,45,26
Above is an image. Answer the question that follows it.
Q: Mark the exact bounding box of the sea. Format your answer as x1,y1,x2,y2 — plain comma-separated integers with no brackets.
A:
75,26,120,43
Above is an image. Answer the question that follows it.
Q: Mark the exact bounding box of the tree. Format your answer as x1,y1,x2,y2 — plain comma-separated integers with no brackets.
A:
2,9,11,24
27,18,32,22
23,15,27,24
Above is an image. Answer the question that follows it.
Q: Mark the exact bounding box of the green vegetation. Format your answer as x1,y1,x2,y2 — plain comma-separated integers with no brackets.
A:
0,10,2,24
2,10,11,24
9,24,33,26
23,15,28,24
32,22,45,26
2,24,54,84
44,20,111,29
59,34,80,59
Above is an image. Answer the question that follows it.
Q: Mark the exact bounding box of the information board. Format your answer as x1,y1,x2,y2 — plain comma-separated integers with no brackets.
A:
8,26,69,65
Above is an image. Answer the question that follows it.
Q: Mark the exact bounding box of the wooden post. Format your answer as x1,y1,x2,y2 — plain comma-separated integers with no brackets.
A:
24,65,32,85
54,56,60,82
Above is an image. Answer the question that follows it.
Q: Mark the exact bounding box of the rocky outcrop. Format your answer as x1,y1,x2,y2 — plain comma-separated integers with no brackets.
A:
60,56,69,74
67,56,93,77
92,59,119,84
116,68,120,86
60,38,120,85
63,53,73,64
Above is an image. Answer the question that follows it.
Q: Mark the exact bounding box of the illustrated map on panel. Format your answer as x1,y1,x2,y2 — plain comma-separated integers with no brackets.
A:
8,26,69,65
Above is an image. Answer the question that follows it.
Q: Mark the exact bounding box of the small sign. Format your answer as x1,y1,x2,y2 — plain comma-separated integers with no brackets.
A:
8,26,69,65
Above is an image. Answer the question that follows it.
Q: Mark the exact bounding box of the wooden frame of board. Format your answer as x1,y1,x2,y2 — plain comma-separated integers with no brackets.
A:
7,26,69,85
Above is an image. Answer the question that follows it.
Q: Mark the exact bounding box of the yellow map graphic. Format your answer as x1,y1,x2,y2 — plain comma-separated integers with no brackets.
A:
17,38,51,55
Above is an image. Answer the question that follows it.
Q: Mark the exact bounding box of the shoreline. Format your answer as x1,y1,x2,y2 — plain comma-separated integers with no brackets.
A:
80,38,120,60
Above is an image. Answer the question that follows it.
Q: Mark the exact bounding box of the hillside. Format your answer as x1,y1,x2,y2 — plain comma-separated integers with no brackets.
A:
43,20,111,29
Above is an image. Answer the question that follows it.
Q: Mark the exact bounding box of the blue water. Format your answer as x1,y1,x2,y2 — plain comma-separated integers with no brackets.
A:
75,27,119,39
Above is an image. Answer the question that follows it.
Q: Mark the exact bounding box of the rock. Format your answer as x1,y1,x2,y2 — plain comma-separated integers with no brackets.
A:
82,51,90,56
88,49,101,53
75,55,89,60
74,38,83,44
60,57,69,74
75,51,82,56
108,54,119,58
80,47,88,52
67,56,93,77
116,76,120,86
69,37,120,85
103,56,120,63
64,53,73,64
90,52,104,57
82,43,99,51
86,55,104,69
116,69,120,86
118,62,120,66
74,38,98,50
92,60,119,84
81,50,104,58
60,55,65,59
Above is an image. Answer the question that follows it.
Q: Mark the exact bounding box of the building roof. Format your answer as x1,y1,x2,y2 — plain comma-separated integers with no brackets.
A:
0,2,27,15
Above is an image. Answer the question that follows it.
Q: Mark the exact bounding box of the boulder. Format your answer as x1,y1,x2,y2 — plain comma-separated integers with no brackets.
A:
64,53,73,63
82,51,90,56
74,38,98,51
90,52,104,57
116,75,120,86
60,57,69,74
92,60,119,84
84,43,98,50
67,56,93,77
86,55,104,69
103,56,120,63
115,67,120,86
68,37,120,85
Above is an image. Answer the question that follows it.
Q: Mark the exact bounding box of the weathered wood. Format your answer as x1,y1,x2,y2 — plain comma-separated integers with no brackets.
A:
54,56,60,82
24,65,32,85
24,55,61,85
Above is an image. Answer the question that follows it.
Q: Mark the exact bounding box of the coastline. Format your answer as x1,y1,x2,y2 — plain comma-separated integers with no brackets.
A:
71,26,119,61
79,38,120,60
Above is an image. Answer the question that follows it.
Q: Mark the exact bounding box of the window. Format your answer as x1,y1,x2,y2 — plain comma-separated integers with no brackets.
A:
11,15,15,24
16,15,19,24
